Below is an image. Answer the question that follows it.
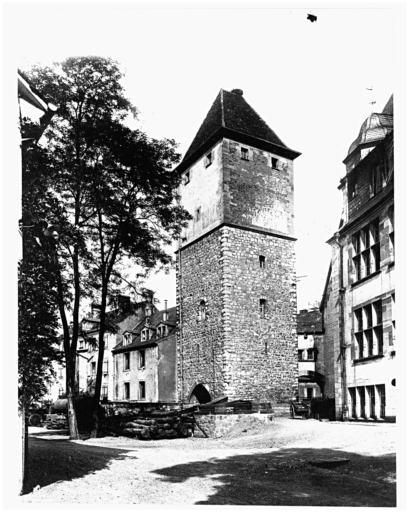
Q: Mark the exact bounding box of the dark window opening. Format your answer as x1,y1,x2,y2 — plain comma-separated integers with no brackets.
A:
205,152,212,167
124,382,130,399
124,352,130,371
139,350,145,368
195,207,201,221
377,384,386,417
259,255,266,269
349,388,357,418
241,147,249,160
259,299,266,318
139,381,146,400
298,350,304,362
271,157,278,169
184,171,190,185
198,300,206,321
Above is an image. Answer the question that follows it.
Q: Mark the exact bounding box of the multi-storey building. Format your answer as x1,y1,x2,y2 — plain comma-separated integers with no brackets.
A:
112,304,177,402
50,296,150,402
297,307,325,399
321,95,395,421
175,88,301,405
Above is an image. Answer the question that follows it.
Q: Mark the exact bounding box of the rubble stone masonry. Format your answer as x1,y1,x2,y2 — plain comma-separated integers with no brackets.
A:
177,134,298,405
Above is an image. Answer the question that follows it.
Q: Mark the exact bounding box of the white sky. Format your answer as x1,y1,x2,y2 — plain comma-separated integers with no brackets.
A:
4,1,402,311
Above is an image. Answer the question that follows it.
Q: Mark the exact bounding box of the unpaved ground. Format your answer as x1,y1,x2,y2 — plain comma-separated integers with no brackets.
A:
16,417,396,506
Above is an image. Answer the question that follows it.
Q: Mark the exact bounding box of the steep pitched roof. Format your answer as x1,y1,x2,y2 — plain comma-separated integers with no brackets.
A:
175,89,300,173
112,306,177,352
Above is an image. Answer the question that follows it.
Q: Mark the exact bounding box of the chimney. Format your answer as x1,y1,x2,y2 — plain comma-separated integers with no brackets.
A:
118,294,131,314
231,88,243,96
163,300,169,322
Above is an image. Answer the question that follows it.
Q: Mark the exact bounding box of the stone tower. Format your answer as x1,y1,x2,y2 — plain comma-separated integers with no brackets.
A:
175,89,301,405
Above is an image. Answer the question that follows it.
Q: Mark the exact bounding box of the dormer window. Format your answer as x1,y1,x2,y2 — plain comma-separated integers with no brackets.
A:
157,325,168,338
241,147,249,161
271,157,278,169
123,333,132,346
141,329,148,342
205,152,213,167
198,300,206,321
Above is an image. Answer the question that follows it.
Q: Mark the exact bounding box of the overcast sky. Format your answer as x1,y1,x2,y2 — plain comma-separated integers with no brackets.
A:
5,1,401,311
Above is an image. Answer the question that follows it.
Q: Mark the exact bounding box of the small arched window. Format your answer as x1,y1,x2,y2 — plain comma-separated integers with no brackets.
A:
198,300,206,321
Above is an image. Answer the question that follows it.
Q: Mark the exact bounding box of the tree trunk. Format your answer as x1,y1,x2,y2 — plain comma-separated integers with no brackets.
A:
67,389,80,440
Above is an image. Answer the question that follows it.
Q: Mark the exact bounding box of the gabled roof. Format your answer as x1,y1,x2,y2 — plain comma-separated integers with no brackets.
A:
112,307,177,352
297,309,324,334
175,89,301,173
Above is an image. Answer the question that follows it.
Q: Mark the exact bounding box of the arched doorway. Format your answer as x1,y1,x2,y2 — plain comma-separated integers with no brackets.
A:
189,384,212,404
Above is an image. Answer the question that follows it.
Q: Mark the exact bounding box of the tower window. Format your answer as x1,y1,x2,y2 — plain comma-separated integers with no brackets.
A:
205,152,212,167
271,157,278,169
241,147,249,160
195,207,201,221
198,300,206,321
259,255,266,269
259,299,266,318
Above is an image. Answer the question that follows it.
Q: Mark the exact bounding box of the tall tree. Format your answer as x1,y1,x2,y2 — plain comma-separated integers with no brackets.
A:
25,57,190,438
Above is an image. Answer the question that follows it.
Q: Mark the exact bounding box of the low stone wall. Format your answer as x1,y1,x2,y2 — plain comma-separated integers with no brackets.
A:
194,413,274,438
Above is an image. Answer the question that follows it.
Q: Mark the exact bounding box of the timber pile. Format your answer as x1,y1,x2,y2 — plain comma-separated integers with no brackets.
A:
100,409,196,440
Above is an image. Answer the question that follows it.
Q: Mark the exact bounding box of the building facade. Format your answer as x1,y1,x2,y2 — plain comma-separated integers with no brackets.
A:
321,95,395,421
49,296,150,402
297,307,325,399
175,89,301,404
112,305,177,403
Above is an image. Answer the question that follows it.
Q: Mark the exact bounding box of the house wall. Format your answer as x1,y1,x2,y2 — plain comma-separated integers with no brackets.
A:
158,335,177,402
114,346,158,402
323,132,395,421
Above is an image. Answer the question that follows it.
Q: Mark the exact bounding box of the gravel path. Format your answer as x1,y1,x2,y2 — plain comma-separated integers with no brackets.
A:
16,417,396,506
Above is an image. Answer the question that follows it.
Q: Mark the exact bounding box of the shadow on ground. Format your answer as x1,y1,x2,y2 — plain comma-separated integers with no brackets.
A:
23,436,131,495
152,447,396,507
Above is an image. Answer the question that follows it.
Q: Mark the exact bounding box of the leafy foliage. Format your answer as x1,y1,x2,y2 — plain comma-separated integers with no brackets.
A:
23,57,191,434
19,144,62,407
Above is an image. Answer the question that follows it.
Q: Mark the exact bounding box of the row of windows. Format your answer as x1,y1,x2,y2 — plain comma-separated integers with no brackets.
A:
123,381,145,400
349,384,386,419
351,209,394,283
352,294,395,360
298,349,316,362
182,148,283,185
123,350,145,371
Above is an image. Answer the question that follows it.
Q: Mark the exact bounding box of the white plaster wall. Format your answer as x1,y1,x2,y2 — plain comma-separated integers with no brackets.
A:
179,140,224,244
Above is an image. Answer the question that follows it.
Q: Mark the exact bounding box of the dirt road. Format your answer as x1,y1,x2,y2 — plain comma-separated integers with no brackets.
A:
16,417,396,506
